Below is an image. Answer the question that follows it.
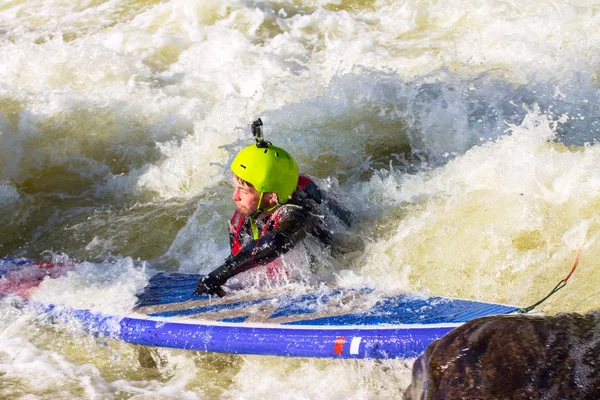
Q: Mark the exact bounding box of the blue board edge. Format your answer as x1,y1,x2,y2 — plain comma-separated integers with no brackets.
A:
45,305,459,359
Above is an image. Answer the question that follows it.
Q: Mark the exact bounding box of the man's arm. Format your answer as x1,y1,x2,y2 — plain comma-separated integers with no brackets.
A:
195,206,309,296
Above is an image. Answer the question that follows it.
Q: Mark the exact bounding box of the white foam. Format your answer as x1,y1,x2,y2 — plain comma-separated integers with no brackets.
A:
225,357,414,399
31,257,150,314
0,182,20,205
1,0,599,201
356,109,600,311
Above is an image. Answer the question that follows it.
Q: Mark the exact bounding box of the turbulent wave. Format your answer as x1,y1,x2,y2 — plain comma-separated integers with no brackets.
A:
2,0,600,398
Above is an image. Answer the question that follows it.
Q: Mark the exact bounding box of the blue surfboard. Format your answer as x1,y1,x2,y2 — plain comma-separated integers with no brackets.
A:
0,258,519,359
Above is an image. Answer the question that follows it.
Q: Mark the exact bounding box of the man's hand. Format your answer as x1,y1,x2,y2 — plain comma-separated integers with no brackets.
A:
194,275,226,297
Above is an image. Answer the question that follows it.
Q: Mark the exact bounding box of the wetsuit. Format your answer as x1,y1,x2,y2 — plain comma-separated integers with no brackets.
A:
195,175,352,296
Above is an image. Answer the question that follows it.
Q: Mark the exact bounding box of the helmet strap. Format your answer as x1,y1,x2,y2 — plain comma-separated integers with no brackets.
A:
254,192,265,215
255,192,280,214
249,216,260,240
251,192,280,240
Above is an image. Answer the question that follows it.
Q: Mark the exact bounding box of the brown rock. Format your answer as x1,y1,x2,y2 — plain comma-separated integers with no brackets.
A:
404,312,600,399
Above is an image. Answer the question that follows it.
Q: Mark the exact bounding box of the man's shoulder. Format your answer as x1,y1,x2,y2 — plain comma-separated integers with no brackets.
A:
295,175,323,204
295,175,354,227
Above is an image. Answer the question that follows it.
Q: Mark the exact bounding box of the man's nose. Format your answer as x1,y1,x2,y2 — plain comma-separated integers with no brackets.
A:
232,188,240,201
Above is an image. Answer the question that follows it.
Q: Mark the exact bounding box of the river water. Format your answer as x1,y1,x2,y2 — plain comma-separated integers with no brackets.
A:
2,0,600,398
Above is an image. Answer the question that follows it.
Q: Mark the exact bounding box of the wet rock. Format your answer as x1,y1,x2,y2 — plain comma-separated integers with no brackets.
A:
404,312,600,400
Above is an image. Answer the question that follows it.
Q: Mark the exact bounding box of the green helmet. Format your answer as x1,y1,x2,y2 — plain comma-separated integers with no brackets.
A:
231,143,299,203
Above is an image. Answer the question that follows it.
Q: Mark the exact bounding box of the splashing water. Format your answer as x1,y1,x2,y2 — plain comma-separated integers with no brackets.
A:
2,0,600,398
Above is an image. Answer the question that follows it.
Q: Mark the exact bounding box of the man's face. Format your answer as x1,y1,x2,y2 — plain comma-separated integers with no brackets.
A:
232,176,260,216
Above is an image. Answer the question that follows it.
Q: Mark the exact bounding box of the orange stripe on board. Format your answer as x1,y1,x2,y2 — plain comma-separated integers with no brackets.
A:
334,336,345,355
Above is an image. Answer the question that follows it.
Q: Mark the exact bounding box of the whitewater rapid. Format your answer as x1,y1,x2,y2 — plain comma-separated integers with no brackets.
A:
2,0,600,398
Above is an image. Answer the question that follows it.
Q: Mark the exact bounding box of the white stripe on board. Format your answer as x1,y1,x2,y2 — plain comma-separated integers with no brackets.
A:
350,337,362,355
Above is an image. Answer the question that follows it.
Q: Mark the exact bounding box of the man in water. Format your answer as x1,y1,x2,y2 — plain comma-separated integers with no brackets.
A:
194,120,354,297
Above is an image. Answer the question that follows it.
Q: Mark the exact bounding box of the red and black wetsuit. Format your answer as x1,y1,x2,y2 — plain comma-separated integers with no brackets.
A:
195,175,352,295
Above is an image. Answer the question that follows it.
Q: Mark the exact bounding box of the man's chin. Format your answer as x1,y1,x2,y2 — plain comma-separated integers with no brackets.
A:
236,208,256,217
